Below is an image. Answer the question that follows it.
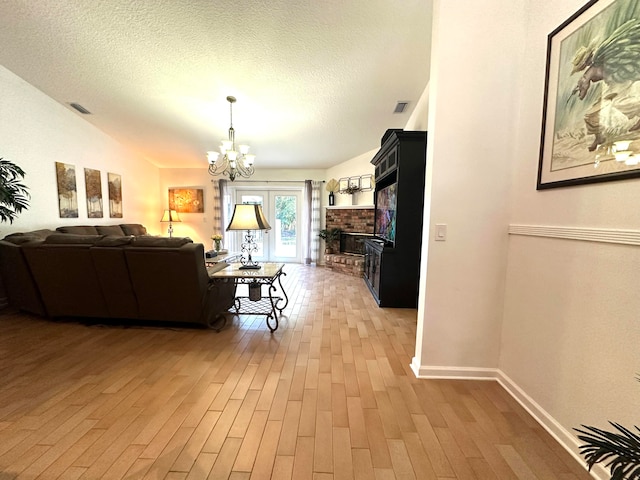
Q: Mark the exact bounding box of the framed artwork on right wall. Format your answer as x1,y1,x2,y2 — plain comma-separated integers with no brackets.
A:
538,0,640,189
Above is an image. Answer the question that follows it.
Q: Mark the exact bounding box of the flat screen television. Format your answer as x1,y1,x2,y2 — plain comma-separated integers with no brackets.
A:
375,183,397,244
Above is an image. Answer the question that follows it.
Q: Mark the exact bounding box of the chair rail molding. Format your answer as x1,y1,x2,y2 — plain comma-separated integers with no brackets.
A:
509,224,640,246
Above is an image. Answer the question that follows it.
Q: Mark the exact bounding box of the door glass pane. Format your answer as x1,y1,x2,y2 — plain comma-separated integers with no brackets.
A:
239,194,265,259
274,194,297,258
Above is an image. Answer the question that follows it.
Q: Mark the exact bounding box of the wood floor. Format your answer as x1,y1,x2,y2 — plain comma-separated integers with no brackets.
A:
0,264,592,479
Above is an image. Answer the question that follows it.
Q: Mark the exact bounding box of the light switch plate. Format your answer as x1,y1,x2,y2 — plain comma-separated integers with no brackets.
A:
435,223,447,241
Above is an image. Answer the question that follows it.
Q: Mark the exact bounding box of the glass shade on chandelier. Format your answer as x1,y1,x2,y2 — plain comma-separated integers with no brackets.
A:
207,96,256,181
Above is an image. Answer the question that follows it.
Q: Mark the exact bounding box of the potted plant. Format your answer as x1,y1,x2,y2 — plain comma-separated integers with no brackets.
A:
0,158,30,224
575,376,640,479
576,422,640,479
342,184,361,195
211,233,223,252
340,184,361,205
319,227,342,254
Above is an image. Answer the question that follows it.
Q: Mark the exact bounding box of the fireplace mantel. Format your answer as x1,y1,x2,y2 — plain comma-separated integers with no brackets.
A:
325,205,374,210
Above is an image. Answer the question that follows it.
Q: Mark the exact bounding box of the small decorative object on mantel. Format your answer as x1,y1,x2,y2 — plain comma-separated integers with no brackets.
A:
326,178,339,206
342,184,361,195
211,233,223,252
340,178,361,205
337,174,374,194
360,174,374,191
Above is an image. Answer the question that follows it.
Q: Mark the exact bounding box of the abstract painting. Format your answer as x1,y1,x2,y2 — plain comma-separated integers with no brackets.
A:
169,188,204,213
108,172,122,218
55,162,78,218
84,168,103,218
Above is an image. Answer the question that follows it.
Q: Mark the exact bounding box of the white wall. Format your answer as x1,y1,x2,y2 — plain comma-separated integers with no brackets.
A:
321,86,430,215
0,65,160,236
499,0,640,470
414,0,522,372
404,82,429,132
325,150,376,209
411,1,636,476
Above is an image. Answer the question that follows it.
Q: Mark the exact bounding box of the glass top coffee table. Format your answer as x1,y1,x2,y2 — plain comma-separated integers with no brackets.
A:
207,262,288,332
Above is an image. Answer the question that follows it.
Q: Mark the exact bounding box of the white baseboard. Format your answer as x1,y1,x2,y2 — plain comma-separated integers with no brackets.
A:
410,359,497,380
410,360,607,480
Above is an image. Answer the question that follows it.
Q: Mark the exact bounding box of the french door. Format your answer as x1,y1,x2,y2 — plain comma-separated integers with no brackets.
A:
235,189,302,263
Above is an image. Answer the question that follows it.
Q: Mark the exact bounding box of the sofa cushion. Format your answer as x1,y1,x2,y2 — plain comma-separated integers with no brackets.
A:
120,224,148,236
131,236,192,247
44,233,105,245
95,235,135,247
4,234,46,245
95,225,126,236
3,229,55,244
56,225,99,235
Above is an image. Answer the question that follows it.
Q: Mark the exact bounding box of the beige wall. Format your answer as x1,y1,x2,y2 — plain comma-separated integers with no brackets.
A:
325,151,376,210
500,0,639,475
411,1,633,476
158,167,326,246
414,0,520,371
0,65,160,236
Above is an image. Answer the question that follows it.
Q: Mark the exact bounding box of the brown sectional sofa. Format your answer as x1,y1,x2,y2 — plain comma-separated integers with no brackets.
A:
0,224,235,328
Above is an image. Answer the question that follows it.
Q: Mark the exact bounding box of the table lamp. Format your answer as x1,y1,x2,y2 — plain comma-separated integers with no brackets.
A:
226,203,271,269
160,209,181,237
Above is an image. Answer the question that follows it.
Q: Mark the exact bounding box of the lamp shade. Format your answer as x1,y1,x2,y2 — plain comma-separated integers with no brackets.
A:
226,204,271,231
160,209,181,222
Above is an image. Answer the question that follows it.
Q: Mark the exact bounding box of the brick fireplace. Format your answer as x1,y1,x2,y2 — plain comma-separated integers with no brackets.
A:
323,206,374,276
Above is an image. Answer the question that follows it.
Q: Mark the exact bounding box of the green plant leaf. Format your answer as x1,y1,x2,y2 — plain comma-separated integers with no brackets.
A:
0,157,30,223
575,422,640,479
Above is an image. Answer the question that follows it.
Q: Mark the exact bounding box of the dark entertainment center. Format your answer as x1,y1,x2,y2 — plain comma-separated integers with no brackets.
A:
363,129,427,308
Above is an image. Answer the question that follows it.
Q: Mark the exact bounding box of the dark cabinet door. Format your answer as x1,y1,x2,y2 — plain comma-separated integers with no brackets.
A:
364,240,382,304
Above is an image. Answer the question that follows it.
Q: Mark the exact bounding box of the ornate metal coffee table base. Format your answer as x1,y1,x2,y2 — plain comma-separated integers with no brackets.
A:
209,263,288,332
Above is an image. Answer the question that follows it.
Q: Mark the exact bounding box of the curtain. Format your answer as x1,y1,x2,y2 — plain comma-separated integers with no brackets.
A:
303,180,321,264
211,180,222,236
218,179,228,235
219,179,236,252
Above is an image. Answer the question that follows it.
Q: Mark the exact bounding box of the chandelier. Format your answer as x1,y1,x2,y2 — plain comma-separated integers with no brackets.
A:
207,96,256,181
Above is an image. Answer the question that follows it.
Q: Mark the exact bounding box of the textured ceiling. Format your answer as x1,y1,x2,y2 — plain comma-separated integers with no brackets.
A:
0,1,432,170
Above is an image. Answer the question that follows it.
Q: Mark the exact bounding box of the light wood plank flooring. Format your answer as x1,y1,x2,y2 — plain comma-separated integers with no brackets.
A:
0,264,592,479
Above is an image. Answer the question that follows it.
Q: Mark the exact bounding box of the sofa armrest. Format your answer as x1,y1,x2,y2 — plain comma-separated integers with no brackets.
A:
202,278,236,329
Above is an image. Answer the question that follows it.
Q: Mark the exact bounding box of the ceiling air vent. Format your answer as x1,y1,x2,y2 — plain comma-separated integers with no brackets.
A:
69,103,91,114
393,101,409,114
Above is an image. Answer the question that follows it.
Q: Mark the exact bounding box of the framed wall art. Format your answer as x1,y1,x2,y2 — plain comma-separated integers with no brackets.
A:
55,162,78,218
169,187,204,213
538,0,640,189
108,172,122,218
84,168,103,218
